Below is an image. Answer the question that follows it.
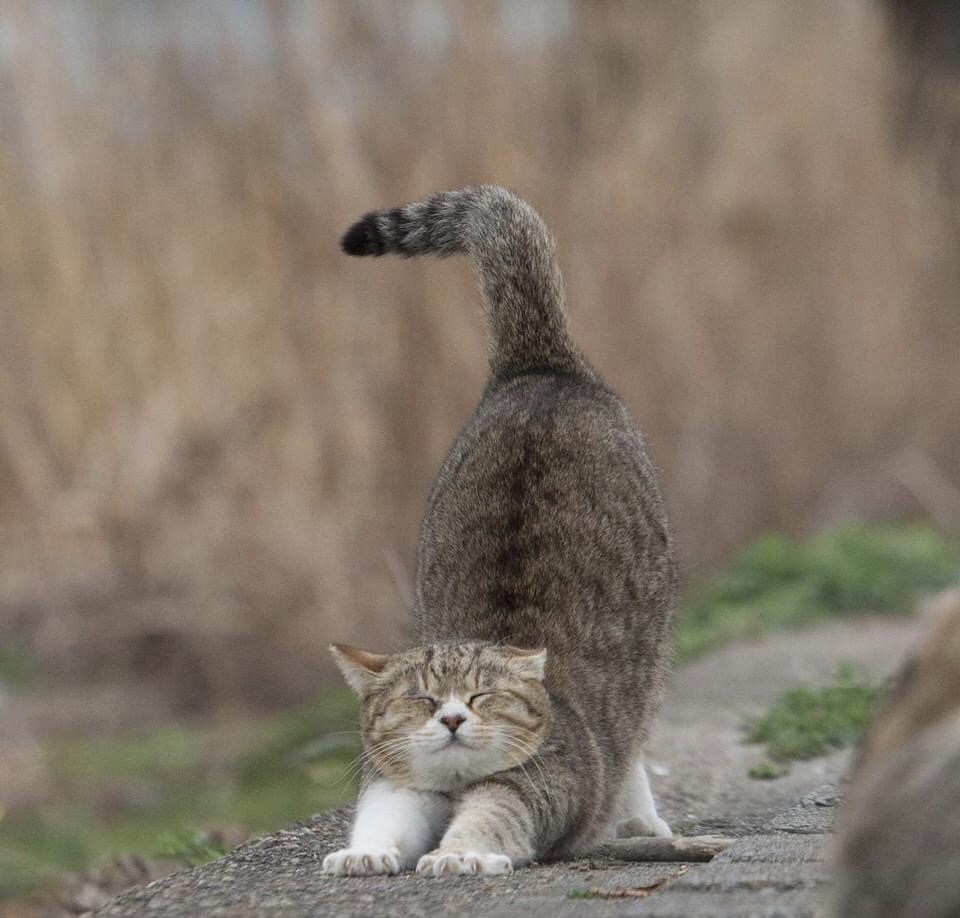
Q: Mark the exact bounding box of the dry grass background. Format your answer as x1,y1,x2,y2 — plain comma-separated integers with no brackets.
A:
0,0,958,713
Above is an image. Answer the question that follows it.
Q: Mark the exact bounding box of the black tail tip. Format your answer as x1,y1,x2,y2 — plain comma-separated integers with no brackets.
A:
340,214,384,256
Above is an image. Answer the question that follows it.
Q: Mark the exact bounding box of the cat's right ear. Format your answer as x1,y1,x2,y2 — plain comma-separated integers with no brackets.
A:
502,645,548,680
329,644,390,694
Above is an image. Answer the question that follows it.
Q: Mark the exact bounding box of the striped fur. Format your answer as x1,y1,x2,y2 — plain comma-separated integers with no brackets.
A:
341,186,590,378
328,187,676,876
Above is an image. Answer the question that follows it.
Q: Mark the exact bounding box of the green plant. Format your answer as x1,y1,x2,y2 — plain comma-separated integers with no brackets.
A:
152,831,227,867
748,762,789,780
675,524,959,661
0,690,360,898
748,665,883,761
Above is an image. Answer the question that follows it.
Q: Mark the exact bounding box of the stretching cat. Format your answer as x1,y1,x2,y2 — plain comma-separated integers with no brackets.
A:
324,186,676,877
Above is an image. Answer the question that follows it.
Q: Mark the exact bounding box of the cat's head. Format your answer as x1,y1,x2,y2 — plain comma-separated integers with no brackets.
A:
330,641,549,792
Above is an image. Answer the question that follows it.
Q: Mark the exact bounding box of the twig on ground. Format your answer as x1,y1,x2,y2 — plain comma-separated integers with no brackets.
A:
591,834,735,862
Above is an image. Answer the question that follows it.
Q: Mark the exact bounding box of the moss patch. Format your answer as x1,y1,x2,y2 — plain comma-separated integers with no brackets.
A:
748,665,882,761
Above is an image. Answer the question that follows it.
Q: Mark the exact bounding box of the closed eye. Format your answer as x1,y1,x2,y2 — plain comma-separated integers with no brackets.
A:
405,694,439,711
467,692,496,706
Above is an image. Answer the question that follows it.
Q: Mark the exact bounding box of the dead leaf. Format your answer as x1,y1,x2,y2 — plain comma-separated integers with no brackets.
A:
576,866,687,899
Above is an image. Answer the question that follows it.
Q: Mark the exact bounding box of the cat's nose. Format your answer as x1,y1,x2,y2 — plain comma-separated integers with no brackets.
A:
439,713,466,733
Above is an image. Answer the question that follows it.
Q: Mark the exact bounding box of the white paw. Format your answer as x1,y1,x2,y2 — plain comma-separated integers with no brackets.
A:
616,814,673,839
416,850,513,877
322,847,402,876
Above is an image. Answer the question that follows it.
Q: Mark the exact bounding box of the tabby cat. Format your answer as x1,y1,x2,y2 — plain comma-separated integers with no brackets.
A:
323,186,676,877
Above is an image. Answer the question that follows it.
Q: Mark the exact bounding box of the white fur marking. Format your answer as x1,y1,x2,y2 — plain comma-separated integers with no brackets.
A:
323,780,451,876
322,848,401,876
404,692,522,792
437,695,470,724
616,759,672,839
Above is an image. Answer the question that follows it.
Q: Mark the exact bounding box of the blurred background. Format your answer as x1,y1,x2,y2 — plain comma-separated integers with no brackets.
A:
1,0,958,912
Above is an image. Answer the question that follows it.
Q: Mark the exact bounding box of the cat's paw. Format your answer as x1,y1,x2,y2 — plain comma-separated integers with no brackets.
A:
416,850,513,877
322,847,402,876
616,814,673,839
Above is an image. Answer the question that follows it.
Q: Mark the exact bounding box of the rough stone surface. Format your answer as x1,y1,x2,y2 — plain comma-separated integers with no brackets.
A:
715,835,829,866
619,890,826,918
669,862,831,892
93,619,919,917
766,788,843,836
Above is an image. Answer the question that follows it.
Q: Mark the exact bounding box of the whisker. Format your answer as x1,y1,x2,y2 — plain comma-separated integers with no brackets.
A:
328,735,415,786
333,742,415,801
499,734,554,804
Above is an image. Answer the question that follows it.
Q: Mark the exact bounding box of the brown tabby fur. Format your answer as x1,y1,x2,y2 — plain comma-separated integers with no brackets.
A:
336,185,676,862
835,589,960,918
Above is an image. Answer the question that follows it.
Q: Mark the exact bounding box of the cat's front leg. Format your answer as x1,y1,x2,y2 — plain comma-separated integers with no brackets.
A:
416,782,535,877
323,779,452,876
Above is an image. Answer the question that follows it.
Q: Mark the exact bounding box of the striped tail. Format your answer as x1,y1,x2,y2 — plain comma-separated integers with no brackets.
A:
341,185,590,379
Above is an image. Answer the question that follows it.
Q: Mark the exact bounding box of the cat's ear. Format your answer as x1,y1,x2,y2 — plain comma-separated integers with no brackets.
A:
502,646,547,680
329,644,390,694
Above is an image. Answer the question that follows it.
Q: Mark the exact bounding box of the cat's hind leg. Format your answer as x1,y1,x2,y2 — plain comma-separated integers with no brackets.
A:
323,779,452,876
615,758,672,839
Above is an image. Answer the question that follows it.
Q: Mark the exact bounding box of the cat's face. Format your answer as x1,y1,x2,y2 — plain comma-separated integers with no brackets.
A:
331,642,549,792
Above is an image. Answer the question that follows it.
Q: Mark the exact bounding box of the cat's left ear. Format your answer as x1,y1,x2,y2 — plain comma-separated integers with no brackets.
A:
503,646,547,680
329,644,390,694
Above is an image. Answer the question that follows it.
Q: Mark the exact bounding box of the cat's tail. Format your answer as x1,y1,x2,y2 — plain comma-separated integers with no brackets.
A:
341,185,592,379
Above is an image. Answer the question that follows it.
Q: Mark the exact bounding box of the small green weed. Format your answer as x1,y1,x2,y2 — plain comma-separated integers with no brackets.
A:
567,888,601,899
152,830,227,867
747,762,789,780
748,665,883,761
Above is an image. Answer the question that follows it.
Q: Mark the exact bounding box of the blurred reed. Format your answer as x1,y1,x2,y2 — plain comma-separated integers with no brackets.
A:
0,0,957,711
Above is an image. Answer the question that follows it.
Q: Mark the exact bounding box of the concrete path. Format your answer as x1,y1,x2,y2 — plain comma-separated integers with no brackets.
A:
93,617,923,918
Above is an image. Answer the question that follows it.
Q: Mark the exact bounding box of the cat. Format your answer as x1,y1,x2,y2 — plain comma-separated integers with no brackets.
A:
834,589,960,918
323,185,676,877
